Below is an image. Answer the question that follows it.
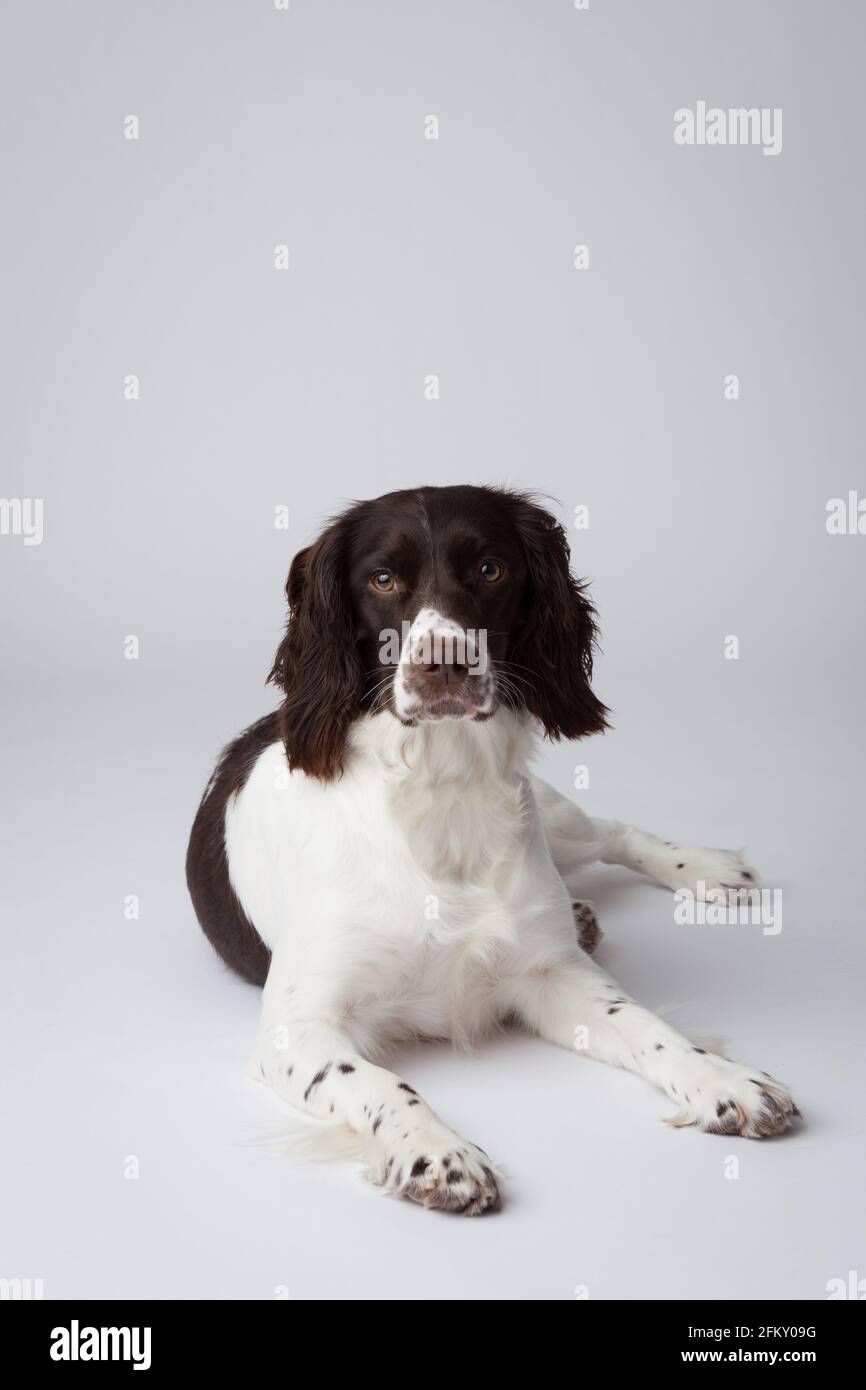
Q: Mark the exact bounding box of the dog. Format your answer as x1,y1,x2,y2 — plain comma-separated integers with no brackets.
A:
186,484,798,1215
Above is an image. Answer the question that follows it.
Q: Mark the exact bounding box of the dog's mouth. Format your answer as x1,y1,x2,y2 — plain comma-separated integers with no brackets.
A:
393,667,499,725
403,691,494,723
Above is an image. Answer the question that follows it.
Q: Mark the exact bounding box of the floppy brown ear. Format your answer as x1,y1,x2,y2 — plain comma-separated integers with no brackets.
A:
267,523,364,779
508,496,609,741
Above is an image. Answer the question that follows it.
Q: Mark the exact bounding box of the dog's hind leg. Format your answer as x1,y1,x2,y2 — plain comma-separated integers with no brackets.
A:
533,776,758,903
571,900,603,954
595,820,759,902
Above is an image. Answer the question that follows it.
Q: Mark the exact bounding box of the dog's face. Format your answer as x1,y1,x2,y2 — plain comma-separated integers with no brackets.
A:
269,485,608,778
346,488,531,725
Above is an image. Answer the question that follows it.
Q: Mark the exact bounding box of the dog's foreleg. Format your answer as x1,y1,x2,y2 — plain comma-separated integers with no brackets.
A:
255,1003,502,1215
497,953,798,1138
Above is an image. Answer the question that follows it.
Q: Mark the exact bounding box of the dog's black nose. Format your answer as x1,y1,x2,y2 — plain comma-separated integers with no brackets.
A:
419,659,469,686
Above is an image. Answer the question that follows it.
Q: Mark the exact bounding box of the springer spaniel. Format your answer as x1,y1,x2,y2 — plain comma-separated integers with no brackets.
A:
186,485,797,1215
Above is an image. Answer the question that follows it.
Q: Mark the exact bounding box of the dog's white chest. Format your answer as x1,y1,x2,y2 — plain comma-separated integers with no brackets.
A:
346,884,522,1044
225,714,568,1044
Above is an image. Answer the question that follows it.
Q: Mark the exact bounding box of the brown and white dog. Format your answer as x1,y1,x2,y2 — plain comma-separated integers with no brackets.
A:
187,485,797,1215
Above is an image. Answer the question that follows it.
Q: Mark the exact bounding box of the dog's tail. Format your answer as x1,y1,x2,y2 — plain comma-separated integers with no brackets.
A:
251,1113,367,1164
242,1069,369,1166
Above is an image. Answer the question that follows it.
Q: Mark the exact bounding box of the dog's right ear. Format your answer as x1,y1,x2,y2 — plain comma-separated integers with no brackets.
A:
268,521,364,780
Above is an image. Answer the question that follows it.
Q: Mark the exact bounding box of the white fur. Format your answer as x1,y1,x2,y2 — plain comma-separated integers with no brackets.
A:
225,708,795,1213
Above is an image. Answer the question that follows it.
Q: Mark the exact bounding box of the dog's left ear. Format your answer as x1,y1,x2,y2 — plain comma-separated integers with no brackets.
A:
508,495,610,741
267,518,364,779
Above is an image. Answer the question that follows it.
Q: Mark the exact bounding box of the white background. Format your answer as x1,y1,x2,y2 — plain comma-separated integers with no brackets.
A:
1,0,864,1299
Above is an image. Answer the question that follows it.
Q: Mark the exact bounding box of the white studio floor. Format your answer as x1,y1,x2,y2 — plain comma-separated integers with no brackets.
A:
3,0,865,1307
1,680,862,1301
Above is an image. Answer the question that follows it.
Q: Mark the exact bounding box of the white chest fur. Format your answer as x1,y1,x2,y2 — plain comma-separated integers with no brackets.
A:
224,710,570,1045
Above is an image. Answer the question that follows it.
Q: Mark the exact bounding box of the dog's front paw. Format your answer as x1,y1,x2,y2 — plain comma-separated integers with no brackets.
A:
370,1128,503,1215
667,1053,800,1139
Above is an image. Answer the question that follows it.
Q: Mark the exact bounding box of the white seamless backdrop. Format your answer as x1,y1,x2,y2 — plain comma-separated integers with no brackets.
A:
1,0,864,1300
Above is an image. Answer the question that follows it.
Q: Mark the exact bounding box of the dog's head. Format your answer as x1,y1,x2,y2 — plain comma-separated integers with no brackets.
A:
269,485,609,778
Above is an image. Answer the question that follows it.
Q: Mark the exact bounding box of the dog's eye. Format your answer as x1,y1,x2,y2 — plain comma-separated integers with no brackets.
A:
370,570,396,593
479,560,504,584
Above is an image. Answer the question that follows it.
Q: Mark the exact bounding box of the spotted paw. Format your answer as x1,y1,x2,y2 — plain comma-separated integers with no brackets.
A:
656,844,759,903
370,1129,503,1215
572,900,603,955
667,1051,799,1139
